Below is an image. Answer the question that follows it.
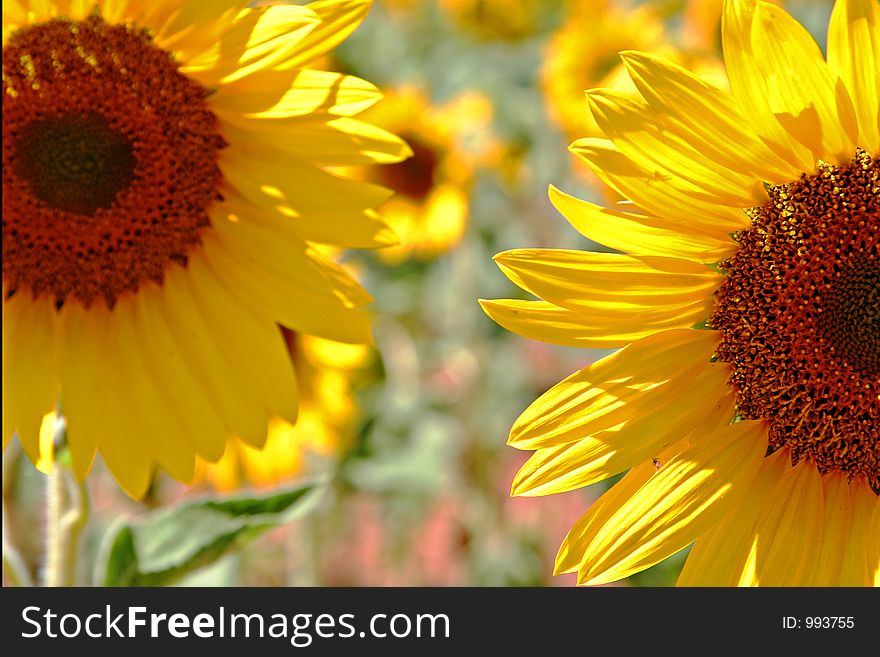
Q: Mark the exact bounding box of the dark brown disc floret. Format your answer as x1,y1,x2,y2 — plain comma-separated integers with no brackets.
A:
2,14,226,308
712,150,879,489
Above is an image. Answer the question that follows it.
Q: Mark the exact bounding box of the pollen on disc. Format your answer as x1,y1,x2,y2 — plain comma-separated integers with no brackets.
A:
712,150,879,488
2,15,227,308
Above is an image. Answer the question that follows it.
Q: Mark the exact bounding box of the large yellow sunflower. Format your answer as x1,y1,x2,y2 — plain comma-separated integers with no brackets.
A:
2,0,410,498
482,0,879,586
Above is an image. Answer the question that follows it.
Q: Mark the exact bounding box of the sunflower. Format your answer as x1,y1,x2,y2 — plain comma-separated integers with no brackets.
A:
359,85,498,263
542,0,736,143
2,0,410,498
482,0,879,586
541,0,671,141
196,332,372,491
437,0,549,42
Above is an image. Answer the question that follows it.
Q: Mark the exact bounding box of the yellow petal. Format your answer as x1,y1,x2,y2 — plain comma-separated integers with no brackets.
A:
578,419,768,585
129,282,229,462
587,89,768,207
511,349,734,496
186,255,300,425
555,438,689,575
827,0,880,154
2,294,58,463
806,473,851,585
620,50,804,183
274,0,372,71
479,298,674,349
199,232,373,344
159,261,270,447
749,1,858,163
34,411,59,474
747,457,825,585
212,69,383,118
722,0,816,171
867,488,880,586
493,249,721,323
221,115,412,166
548,185,737,264
183,5,319,86
211,207,372,309
219,143,391,220
58,303,153,498
111,296,196,483
569,138,750,231
838,477,875,586
147,1,249,65
218,192,396,250
509,328,722,450
55,304,104,481
677,446,788,586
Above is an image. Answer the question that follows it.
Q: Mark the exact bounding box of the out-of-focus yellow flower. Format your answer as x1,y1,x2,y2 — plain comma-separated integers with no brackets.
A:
196,333,373,491
437,0,549,41
542,0,746,142
360,86,501,263
542,0,671,140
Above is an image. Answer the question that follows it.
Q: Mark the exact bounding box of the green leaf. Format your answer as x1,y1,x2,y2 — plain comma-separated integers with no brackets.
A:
96,479,324,587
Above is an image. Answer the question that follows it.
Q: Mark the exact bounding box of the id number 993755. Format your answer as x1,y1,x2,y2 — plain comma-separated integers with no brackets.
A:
782,616,854,629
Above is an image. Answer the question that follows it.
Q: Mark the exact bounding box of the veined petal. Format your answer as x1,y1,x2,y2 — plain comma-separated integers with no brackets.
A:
570,138,750,231
805,473,851,585
219,144,391,220
548,185,737,264
555,438,690,575
868,491,880,586
478,298,698,349
186,256,299,425
218,193,396,250
509,328,721,450
212,69,383,118
827,0,880,154
200,232,373,344
144,1,249,64
273,0,372,71
220,115,412,166
744,457,825,586
619,50,804,183
587,89,768,207
159,261,270,447
722,0,816,171
749,1,858,163
839,479,875,586
111,295,196,482
577,419,768,586
2,294,58,462
129,282,229,462
210,209,371,309
512,363,734,497
493,249,722,317
58,302,153,497
677,446,787,586
182,5,319,86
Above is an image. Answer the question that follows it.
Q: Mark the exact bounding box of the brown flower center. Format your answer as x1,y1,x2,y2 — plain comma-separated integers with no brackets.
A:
2,14,226,308
711,150,879,489
377,132,439,201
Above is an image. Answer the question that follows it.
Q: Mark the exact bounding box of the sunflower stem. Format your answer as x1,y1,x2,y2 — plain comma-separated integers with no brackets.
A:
3,442,34,587
43,456,89,587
